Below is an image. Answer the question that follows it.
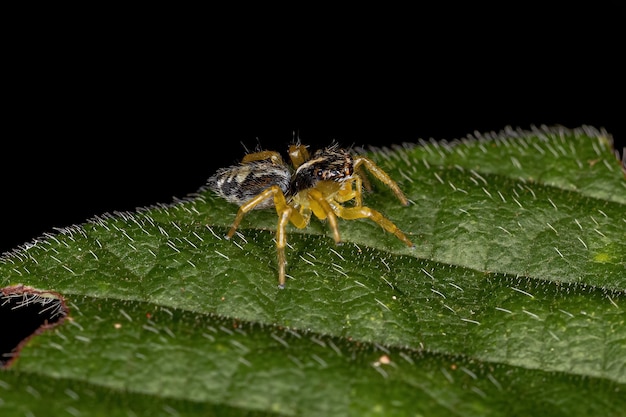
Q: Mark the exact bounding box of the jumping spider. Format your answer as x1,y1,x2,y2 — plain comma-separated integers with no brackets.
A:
208,143,414,288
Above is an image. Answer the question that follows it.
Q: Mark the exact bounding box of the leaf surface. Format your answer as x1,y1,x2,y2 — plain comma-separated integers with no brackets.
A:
1,125,625,416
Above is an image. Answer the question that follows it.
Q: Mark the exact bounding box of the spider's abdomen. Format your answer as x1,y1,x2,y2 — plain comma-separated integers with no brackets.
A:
207,161,291,209
289,147,354,194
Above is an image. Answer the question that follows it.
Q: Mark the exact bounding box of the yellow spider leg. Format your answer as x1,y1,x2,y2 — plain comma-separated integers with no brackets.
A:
225,185,308,237
288,144,310,168
225,186,282,239
275,204,310,288
307,189,342,244
335,176,363,206
353,156,409,206
276,206,292,288
225,185,311,287
330,203,415,248
241,150,285,165
355,165,372,192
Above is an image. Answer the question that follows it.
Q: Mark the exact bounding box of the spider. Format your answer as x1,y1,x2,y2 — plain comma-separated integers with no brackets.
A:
207,143,414,288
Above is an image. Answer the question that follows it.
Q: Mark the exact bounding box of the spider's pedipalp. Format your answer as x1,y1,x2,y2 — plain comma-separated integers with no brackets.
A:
334,176,363,206
303,188,341,244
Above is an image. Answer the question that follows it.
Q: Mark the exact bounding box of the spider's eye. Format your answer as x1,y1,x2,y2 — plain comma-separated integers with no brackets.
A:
315,170,323,178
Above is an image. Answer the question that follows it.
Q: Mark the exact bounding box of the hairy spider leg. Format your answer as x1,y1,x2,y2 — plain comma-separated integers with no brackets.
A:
241,151,285,165
334,176,364,206
224,185,306,240
274,189,343,287
225,184,344,287
276,205,292,288
355,165,373,193
353,156,409,206
224,185,307,287
329,202,415,248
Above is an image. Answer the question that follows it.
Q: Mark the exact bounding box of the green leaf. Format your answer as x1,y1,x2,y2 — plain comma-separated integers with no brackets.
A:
1,125,625,417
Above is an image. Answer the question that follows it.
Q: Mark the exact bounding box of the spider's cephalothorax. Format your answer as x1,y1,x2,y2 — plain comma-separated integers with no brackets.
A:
208,143,414,288
289,147,354,194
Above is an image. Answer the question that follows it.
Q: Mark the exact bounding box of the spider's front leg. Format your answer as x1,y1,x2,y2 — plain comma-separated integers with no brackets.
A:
353,156,409,206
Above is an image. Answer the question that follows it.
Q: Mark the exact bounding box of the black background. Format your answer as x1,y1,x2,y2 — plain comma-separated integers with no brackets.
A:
2,3,624,256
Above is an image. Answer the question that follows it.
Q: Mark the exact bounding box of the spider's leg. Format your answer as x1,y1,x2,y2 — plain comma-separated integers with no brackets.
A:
241,150,284,165
307,189,342,244
275,203,312,287
335,176,363,206
353,156,409,206
276,205,292,288
331,203,414,248
273,194,311,287
225,185,286,239
355,165,372,192
226,185,310,287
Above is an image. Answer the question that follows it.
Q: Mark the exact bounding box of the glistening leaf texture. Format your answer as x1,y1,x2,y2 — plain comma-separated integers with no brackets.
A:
1,126,625,417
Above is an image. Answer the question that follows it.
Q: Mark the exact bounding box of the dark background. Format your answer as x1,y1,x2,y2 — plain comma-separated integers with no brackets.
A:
2,3,624,255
